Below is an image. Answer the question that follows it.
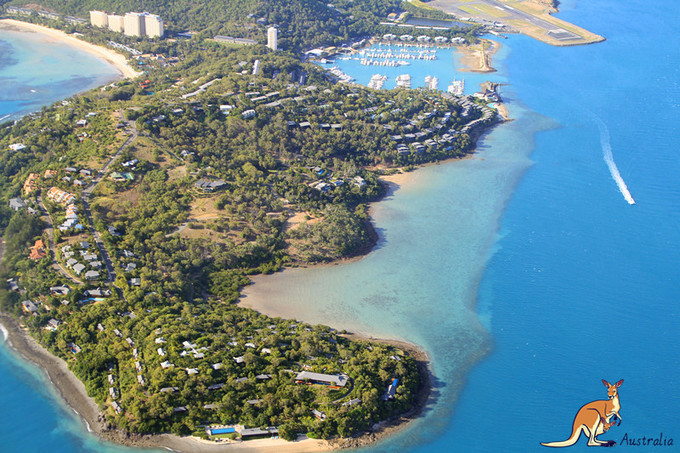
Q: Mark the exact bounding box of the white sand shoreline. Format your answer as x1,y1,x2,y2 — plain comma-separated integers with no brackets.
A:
0,18,141,79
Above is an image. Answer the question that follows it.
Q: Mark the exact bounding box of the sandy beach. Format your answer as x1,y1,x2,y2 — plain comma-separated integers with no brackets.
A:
0,313,332,452
1,308,427,452
0,19,140,79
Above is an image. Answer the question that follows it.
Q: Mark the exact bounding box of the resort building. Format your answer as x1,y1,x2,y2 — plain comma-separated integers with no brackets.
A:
295,371,348,387
29,239,46,260
23,173,40,195
22,300,39,314
267,26,278,51
6,6,33,16
382,377,399,400
9,198,26,211
238,426,279,439
46,187,76,205
89,10,108,28
214,36,257,46
144,14,164,38
124,12,146,37
107,14,124,32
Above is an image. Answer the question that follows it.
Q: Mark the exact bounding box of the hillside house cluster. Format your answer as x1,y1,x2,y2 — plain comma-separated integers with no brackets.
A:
59,203,84,232
23,173,40,195
62,243,101,280
29,239,47,260
47,187,77,205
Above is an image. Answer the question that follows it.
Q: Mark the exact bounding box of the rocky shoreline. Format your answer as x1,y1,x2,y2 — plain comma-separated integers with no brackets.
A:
331,334,433,449
0,311,432,452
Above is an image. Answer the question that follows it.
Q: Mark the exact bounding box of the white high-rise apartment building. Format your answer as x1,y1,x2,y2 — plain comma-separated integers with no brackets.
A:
267,27,278,51
107,14,125,33
144,14,164,38
124,12,146,37
89,11,108,28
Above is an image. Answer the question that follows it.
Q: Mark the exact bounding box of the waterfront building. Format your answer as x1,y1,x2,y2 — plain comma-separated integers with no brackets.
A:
144,14,164,38
107,14,125,32
124,12,145,37
267,26,278,50
66,16,87,25
6,6,33,16
89,11,108,28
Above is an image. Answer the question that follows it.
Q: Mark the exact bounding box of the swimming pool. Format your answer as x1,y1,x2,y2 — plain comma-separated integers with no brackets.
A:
209,427,235,435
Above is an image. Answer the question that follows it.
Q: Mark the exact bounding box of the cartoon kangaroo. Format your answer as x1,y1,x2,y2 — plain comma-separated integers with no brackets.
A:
541,379,623,448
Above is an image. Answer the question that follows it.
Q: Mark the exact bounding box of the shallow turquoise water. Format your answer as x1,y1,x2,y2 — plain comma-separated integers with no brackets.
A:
0,26,149,453
0,26,121,121
283,0,680,451
0,330,162,453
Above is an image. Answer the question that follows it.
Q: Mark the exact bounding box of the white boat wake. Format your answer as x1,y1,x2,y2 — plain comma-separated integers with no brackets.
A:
594,116,636,205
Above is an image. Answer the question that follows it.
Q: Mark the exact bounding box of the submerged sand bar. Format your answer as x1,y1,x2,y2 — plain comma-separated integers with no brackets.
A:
0,19,141,78
428,0,605,46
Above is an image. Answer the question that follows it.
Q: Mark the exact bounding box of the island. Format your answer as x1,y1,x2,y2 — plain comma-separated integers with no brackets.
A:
0,0,532,449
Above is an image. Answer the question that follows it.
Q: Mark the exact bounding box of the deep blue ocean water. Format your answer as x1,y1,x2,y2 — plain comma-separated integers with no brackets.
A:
1,0,680,451
370,0,680,451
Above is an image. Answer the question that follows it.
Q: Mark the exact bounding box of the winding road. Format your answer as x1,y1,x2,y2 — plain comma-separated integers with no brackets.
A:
40,111,137,294
80,112,138,285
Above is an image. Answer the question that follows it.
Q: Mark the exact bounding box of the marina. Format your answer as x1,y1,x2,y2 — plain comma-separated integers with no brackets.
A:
447,78,464,95
395,74,411,89
367,74,387,90
424,75,439,91
317,42,496,93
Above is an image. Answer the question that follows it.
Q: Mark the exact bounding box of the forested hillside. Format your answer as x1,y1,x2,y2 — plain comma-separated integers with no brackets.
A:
3,0,478,50
0,0,496,442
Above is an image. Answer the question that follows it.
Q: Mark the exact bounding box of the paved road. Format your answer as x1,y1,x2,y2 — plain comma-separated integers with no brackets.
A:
37,196,84,285
80,112,138,286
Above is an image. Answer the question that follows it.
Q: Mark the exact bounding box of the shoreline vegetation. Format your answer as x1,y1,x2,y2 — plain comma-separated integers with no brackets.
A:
0,311,431,452
0,19,141,79
0,311,330,453
0,8,499,452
